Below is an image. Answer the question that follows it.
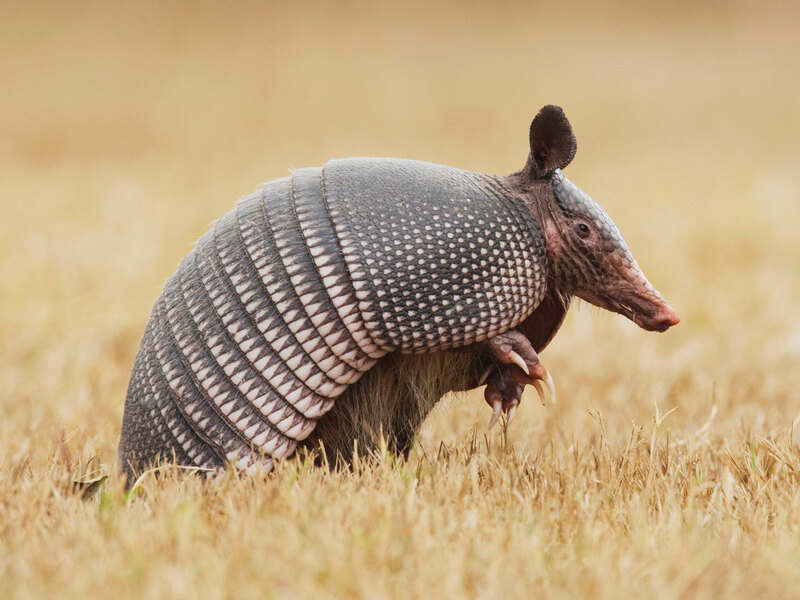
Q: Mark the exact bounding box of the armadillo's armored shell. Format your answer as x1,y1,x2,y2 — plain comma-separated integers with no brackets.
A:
119,158,548,475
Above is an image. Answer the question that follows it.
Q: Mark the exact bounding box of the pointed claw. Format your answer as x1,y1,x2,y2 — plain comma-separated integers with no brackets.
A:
543,370,557,405
477,366,493,387
531,379,547,406
508,351,531,376
488,399,502,429
531,363,547,381
507,404,518,427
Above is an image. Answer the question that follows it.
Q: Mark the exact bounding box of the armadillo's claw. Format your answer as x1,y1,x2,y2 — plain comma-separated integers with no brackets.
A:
484,371,524,430
544,370,557,405
531,379,547,406
477,365,494,387
507,351,531,376
487,331,543,382
507,403,518,427
488,399,503,430
483,329,559,426
530,364,557,405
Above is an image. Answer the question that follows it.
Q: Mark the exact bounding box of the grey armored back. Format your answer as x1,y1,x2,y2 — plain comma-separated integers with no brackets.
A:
119,158,548,477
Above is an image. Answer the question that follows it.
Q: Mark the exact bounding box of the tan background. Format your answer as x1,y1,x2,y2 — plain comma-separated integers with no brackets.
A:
2,2,800,597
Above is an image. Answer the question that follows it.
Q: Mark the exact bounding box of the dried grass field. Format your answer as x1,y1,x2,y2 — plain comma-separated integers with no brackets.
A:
2,1,800,598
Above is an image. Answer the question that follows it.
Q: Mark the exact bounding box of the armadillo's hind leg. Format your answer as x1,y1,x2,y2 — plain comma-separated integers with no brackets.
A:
481,330,557,429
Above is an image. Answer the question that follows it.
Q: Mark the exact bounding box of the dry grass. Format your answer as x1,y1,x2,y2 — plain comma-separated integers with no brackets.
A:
2,1,800,598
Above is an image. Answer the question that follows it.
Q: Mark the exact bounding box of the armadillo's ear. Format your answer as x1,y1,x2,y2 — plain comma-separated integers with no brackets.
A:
528,105,577,179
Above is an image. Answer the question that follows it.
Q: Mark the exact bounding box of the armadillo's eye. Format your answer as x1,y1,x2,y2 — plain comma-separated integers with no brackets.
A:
576,223,591,238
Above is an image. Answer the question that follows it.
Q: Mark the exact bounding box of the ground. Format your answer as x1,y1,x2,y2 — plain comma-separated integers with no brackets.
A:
2,2,800,598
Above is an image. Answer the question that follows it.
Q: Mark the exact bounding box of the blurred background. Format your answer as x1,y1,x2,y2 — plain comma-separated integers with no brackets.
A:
1,0,799,462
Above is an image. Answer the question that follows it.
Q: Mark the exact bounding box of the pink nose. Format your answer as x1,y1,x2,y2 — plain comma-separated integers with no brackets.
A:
653,306,680,331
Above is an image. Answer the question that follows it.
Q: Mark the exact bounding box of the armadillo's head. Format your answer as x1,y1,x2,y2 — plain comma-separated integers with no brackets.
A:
510,105,679,333
547,173,679,331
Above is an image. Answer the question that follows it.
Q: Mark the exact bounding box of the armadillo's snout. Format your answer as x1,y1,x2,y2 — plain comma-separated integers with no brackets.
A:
611,259,680,333
645,304,680,332
581,284,680,333
628,284,680,332
595,274,680,333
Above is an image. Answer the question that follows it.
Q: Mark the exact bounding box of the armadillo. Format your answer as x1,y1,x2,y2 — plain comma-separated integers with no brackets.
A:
118,105,679,478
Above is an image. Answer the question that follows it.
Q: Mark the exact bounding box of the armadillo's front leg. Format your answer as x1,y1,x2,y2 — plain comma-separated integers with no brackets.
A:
481,330,557,429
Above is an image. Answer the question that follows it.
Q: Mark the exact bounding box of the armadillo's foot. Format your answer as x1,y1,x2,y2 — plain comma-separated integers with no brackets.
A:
481,330,556,429
484,369,524,429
